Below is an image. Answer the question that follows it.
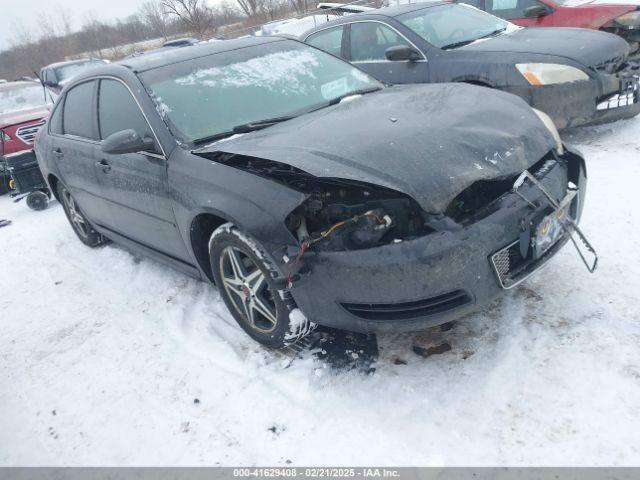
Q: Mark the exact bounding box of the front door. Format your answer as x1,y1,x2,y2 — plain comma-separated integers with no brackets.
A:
347,22,429,84
94,78,189,261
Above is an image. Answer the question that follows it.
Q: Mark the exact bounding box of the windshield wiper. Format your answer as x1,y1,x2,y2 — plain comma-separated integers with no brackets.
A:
328,86,382,106
192,115,296,146
191,87,381,146
192,130,237,146
231,115,297,133
441,27,507,50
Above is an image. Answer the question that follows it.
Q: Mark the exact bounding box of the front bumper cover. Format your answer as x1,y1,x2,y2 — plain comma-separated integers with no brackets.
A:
286,148,588,334
503,63,640,129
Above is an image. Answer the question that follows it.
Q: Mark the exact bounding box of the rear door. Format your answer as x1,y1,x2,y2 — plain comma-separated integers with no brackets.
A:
94,78,189,261
51,79,111,227
345,21,429,84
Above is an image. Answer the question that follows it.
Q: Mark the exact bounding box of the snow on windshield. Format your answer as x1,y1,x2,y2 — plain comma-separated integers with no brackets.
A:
174,49,321,95
145,44,379,143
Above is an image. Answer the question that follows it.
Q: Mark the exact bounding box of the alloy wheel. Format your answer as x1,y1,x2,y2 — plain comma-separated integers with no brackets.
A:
219,246,278,333
62,188,89,238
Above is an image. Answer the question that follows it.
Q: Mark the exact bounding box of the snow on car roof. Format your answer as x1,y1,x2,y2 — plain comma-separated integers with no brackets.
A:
119,36,286,73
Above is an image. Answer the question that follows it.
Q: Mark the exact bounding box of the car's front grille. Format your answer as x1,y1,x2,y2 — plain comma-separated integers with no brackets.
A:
597,76,639,111
491,241,528,289
341,290,472,321
16,119,46,145
491,235,569,289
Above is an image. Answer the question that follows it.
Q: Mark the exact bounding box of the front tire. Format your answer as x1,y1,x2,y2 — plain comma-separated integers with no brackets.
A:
209,223,314,349
57,182,106,247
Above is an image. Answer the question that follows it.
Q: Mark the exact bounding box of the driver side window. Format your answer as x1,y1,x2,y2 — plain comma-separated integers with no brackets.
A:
349,22,412,62
98,79,155,147
486,0,544,19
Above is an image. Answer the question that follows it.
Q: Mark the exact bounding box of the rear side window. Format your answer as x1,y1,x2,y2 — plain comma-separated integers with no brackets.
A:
63,81,96,139
98,79,153,141
48,103,63,135
349,22,412,62
306,26,345,58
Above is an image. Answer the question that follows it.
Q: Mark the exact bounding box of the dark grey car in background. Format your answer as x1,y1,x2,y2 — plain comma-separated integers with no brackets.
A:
302,2,640,129
35,37,588,348
40,58,109,94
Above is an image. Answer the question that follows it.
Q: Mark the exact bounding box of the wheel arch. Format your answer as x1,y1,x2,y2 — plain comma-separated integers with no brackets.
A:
47,174,61,202
189,211,234,282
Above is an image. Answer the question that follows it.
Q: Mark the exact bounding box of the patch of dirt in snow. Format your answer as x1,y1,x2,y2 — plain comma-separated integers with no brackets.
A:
2,117,640,466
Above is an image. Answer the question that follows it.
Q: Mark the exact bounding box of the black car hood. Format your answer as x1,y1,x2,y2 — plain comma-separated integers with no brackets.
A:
460,27,629,68
199,83,556,214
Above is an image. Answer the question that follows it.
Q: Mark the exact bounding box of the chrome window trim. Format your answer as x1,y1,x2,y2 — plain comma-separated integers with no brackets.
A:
51,75,168,159
304,19,427,63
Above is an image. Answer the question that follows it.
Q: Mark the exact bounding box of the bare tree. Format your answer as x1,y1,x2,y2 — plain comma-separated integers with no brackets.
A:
161,0,216,38
288,0,308,15
236,0,265,18
139,1,171,40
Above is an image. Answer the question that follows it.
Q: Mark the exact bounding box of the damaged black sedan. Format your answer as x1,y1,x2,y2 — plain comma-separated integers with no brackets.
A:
302,2,640,129
36,37,595,348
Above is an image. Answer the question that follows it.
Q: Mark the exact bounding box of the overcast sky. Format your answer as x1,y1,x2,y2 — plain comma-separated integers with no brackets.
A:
0,0,151,52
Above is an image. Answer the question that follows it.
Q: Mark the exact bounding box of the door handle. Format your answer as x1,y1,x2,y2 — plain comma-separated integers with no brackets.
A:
96,159,111,173
53,148,64,158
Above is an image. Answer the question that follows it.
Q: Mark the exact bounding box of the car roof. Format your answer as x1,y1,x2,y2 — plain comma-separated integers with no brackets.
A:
0,80,41,91
44,58,104,70
373,1,449,17
119,36,285,73
301,1,449,34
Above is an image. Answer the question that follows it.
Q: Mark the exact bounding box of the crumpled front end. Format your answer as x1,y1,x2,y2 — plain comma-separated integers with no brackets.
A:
505,60,640,129
284,147,588,334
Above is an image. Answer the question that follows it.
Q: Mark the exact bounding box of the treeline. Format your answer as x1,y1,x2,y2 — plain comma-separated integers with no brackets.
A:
0,0,306,80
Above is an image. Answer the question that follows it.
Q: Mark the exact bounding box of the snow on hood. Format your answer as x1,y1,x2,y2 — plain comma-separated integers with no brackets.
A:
459,26,630,68
199,83,557,214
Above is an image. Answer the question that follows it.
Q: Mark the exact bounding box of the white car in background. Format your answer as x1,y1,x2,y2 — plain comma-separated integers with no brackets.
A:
258,2,374,37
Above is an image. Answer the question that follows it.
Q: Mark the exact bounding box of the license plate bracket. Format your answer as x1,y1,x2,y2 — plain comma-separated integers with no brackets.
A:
513,171,598,273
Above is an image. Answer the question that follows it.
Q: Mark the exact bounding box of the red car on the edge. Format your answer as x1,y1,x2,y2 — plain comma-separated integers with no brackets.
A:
460,0,640,55
0,81,55,193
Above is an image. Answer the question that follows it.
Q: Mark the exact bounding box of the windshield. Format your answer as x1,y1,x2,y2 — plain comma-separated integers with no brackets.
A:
140,41,381,144
55,60,105,82
397,4,510,49
0,84,51,114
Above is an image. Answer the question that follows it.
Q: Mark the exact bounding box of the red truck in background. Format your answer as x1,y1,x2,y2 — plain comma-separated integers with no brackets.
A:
0,81,54,194
460,0,640,55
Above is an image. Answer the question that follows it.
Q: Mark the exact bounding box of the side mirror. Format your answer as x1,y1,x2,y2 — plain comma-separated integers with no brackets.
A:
523,4,551,17
101,129,156,155
385,45,422,62
42,80,56,88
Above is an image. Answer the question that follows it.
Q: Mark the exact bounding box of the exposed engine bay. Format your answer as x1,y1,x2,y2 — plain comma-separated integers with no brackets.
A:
197,152,580,260
198,152,434,252
285,183,433,252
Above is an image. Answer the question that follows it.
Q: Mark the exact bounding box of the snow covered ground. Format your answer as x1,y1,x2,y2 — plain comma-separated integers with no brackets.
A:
1,116,640,466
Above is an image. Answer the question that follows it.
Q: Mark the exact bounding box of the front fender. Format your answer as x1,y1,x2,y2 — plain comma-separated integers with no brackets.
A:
168,148,306,261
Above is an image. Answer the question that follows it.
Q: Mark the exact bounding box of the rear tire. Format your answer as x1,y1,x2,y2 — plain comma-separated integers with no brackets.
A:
57,182,107,247
209,223,315,349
